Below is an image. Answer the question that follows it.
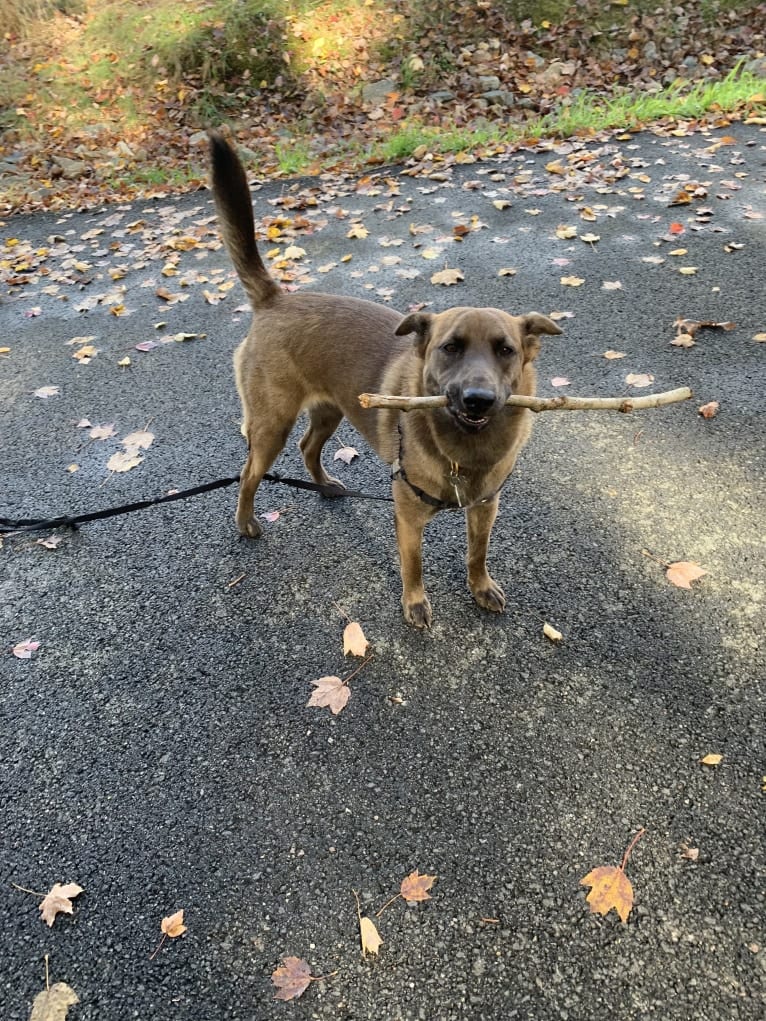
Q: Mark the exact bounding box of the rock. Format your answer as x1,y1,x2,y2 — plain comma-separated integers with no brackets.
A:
478,75,501,92
481,89,516,108
643,41,659,62
51,156,88,180
361,78,398,105
429,90,456,104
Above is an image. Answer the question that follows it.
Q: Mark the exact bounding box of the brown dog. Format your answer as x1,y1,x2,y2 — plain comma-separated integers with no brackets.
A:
209,133,561,627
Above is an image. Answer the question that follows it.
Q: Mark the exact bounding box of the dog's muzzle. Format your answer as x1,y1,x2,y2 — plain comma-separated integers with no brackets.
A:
449,387,499,432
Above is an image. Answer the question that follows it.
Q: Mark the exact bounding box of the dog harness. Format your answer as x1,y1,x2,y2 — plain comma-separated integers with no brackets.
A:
391,422,498,511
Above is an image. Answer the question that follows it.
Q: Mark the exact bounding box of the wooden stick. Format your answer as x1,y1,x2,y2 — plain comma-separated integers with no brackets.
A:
358,387,692,414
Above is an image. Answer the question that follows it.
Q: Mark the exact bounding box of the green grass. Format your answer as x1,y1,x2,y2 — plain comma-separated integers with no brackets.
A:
368,65,766,166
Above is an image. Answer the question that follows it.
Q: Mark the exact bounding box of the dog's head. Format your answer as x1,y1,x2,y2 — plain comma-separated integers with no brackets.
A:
395,307,562,433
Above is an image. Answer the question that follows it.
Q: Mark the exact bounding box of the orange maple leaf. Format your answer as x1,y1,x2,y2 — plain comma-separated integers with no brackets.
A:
580,865,634,923
307,675,351,715
400,869,437,903
580,828,644,924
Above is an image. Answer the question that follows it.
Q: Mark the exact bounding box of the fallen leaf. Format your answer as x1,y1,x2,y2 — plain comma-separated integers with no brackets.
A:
347,224,369,240
283,245,306,259
666,561,707,589
560,275,584,287
260,510,280,523
753,333,766,343
669,222,685,235
34,386,60,399
678,267,698,276
679,843,700,861
698,401,719,419
671,333,696,348
333,445,358,465
161,909,187,937
602,280,622,290
39,882,83,927
543,622,563,642
492,199,512,210
343,622,369,657
29,982,79,1021
272,956,314,1001
550,376,571,387
430,267,464,286
580,233,600,244
307,676,351,715
604,350,626,359
400,869,436,903
107,451,143,473
89,424,116,441
12,637,40,659
37,535,63,550
555,225,577,239
498,267,517,277
121,430,154,450
625,373,654,388
580,865,633,923
700,753,723,767
360,916,383,956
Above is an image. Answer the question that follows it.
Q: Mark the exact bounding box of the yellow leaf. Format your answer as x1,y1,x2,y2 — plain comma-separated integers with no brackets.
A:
347,223,369,240
700,753,723,767
29,982,79,1021
603,350,626,359
360,915,383,956
581,865,633,923
555,224,577,239
679,266,698,275
430,267,464,286
543,622,563,642
498,267,517,277
492,199,512,210
560,275,585,287
545,160,565,175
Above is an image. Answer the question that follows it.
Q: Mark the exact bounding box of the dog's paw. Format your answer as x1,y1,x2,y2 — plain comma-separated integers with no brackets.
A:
320,475,346,498
403,595,432,629
471,578,506,613
236,514,263,539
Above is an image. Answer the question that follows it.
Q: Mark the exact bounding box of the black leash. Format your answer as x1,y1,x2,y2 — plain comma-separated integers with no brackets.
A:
0,470,392,535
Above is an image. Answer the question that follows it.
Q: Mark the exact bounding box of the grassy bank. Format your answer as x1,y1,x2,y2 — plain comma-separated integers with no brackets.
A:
0,0,764,211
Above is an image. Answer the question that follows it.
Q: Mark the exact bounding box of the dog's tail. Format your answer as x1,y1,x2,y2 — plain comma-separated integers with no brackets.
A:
208,132,281,308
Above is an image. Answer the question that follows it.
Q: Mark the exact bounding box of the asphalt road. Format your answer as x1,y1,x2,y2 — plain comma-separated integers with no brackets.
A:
1,121,765,1021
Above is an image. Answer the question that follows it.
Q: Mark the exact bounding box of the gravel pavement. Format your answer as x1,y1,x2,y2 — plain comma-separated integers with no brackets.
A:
1,121,765,1020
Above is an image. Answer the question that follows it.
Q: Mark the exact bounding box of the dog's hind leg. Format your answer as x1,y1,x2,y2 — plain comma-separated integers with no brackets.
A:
299,403,346,494
237,416,297,538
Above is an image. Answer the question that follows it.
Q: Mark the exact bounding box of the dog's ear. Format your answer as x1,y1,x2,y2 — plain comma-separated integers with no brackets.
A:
395,312,433,355
520,312,562,362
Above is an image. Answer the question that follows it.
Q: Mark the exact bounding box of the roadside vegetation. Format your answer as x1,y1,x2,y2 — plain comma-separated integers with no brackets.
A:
1,0,764,211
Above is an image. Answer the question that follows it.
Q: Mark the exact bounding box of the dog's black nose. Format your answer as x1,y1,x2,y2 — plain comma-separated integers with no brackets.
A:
462,388,496,416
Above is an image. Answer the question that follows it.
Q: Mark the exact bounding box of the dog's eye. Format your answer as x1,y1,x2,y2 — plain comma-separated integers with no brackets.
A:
497,344,516,358
441,340,463,355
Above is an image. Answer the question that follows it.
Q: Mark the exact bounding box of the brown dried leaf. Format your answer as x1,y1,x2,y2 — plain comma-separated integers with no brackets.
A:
698,401,719,419
39,882,83,927
121,430,154,450
271,956,313,1001
161,908,187,937
580,865,633,923
107,450,143,473
13,637,40,659
307,676,351,715
343,622,369,657
400,869,436,903
603,350,627,360
666,561,708,589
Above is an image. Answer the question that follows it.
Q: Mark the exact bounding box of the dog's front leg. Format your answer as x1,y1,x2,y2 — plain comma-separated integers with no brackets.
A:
466,494,506,613
393,483,435,628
